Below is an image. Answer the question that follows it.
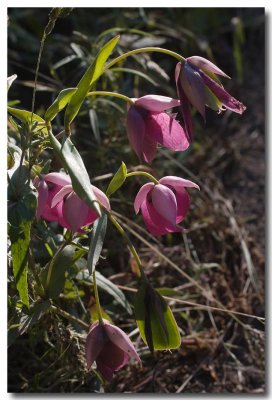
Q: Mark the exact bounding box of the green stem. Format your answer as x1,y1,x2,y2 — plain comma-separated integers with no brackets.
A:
108,213,147,282
104,47,185,73
87,90,133,105
50,304,89,330
92,269,104,325
126,171,159,184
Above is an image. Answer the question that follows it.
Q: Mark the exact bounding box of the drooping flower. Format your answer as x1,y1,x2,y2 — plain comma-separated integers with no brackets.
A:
33,172,71,222
85,319,141,381
175,56,246,141
134,176,199,236
34,172,110,232
126,95,189,163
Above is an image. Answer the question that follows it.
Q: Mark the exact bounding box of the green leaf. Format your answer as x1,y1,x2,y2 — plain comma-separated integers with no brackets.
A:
106,162,127,197
7,107,47,134
48,131,101,215
8,166,37,307
134,282,181,352
44,87,78,122
18,299,51,335
76,270,132,314
64,35,120,129
87,213,107,274
40,245,85,299
89,108,101,143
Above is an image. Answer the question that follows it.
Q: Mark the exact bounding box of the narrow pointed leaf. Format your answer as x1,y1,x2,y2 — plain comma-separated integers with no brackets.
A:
64,35,120,129
134,283,181,351
44,87,78,122
87,213,108,274
40,245,86,299
48,131,101,215
89,108,101,143
106,162,127,197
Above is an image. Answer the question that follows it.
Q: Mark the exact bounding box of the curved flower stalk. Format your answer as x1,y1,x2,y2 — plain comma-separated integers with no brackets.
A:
134,176,199,236
34,172,110,232
126,95,189,163
175,56,246,141
85,319,141,381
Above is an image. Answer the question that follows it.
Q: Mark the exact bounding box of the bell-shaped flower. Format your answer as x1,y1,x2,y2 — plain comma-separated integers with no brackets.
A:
126,95,189,163
175,56,246,141
33,172,71,222
134,176,199,236
51,181,110,233
85,319,141,381
34,172,110,232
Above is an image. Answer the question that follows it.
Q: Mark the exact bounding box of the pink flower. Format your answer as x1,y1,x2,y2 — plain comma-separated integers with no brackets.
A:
175,56,246,141
126,95,189,163
34,172,110,232
85,319,141,381
134,176,199,236
34,172,71,221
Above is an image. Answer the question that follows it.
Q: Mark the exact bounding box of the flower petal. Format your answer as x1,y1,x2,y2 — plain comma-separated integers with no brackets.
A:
104,321,141,362
85,322,106,369
141,198,182,236
134,182,155,214
181,62,206,119
174,186,190,223
141,134,158,164
63,192,89,232
36,179,48,219
145,112,189,151
135,95,180,112
187,56,230,78
51,185,73,207
126,106,145,159
159,176,200,190
92,185,111,211
200,71,246,114
175,63,193,142
96,360,115,381
44,172,71,186
151,184,177,226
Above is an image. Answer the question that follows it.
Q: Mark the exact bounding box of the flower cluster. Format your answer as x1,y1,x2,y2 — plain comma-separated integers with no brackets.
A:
32,52,246,381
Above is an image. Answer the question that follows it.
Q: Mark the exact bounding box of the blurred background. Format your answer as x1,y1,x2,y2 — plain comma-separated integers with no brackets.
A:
8,8,265,393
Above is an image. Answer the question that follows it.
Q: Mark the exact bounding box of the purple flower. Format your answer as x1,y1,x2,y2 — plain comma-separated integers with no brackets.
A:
127,95,189,163
85,319,141,381
134,176,199,236
34,172,110,232
175,56,246,141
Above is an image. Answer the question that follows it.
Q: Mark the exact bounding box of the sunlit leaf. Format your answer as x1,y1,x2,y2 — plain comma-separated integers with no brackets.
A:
44,87,78,122
87,213,107,274
48,131,101,215
8,165,37,308
134,282,181,352
106,162,127,197
7,107,47,134
64,35,120,129
7,74,17,92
